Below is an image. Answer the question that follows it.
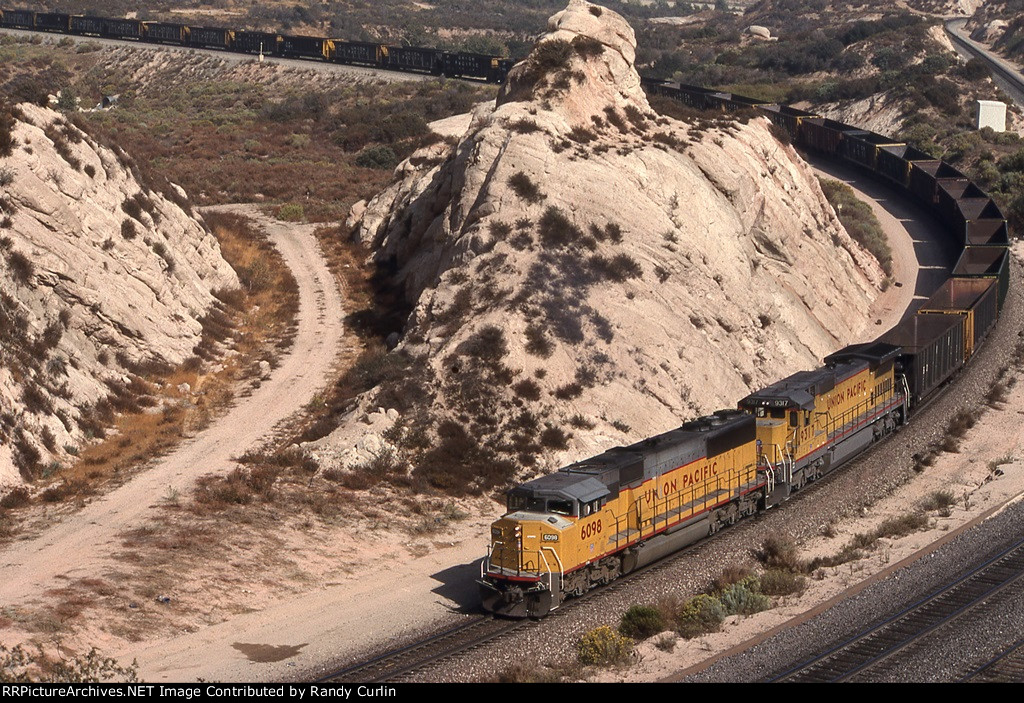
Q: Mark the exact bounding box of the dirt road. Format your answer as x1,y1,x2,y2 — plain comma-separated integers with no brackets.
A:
0,206,345,617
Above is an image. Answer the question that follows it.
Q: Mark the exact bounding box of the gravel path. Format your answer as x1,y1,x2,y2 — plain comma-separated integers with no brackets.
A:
0,204,345,620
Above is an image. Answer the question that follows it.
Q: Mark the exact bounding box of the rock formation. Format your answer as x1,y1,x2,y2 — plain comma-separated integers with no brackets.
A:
324,0,885,493
0,103,238,486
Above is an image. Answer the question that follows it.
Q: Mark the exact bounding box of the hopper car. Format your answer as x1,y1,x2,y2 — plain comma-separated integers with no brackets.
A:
0,7,513,83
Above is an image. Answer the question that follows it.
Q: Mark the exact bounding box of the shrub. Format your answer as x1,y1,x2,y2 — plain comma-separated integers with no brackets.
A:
590,253,643,282
756,534,804,573
527,39,574,79
554,382,583,400
121,197,143,222
711,564,754,592
524,324,553,358
513,378,541,401
538,206,582,248
675,594,726,638
0,166,13,187
510,118,540,134
818,178,892,276
277,203,304,222
717,581,771,615
577,625,633,666
874,512,928,540
758,568,806,596
7,250,34,285
539,426,569,450
0,486,30,509
567,126,597,143
572,35,605,59
619,605,665,639
355,144,398,170
508,171,544,203
0,104,16,158
120,219,136,240
462,325,508,362
920,490,956,512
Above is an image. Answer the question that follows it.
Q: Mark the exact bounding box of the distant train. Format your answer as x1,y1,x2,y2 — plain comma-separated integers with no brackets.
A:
480,80,1012,618
0,7,514,83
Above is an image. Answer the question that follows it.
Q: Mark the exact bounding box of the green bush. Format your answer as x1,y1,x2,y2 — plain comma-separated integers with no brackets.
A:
619,605,666,640
577,625,633,666
717,581,771,616
758,568,806,596
277,203,304,222
818,178,892,276
675,594,726,639
355,144,399,170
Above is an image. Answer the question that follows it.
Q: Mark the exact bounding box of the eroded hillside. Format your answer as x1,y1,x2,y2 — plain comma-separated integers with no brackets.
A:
0,102,238,485
314,0,885,495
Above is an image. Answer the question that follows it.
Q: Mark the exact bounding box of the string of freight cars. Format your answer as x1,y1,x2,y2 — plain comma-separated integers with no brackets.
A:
0,7,515,83
480,80,1013,618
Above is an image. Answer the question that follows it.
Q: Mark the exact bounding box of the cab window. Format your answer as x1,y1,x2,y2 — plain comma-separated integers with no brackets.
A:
547,499,576,517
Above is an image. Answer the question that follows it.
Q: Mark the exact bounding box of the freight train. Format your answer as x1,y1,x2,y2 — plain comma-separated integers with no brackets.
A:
480,81,1013,618
0,7,513,83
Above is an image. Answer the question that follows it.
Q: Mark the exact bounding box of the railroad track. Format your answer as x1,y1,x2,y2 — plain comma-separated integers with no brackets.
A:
959,637,1024,682
319,616,527,683
318,472,876,683
945,19,1024,105
768,536,1024,683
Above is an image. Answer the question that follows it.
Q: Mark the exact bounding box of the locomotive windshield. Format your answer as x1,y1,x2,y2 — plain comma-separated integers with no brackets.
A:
507,492,578,517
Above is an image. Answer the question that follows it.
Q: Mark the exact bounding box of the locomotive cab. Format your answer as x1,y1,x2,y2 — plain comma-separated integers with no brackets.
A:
481,475,610,618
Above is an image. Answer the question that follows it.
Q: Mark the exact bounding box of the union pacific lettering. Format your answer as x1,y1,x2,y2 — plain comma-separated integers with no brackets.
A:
826,379,868,410
642,460,720,505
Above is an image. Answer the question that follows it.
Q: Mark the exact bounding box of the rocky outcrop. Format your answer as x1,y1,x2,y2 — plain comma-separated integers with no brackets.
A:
327,0,885,491
0,104,238,485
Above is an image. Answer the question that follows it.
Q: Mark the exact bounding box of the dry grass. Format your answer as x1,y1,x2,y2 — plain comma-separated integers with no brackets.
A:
24,213,300,513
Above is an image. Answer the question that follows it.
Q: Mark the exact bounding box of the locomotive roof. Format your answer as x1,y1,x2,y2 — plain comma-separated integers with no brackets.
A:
511,411,754,503
740,358,867,410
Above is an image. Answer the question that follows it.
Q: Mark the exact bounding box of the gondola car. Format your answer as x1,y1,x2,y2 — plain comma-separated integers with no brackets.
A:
33,12,69,32
234,30,279,56
188,26,232,50
385,45,443,75
144,22,187,45
332,39,383,66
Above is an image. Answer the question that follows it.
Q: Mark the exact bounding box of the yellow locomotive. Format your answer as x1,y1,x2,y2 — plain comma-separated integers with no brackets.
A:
480,342,908,617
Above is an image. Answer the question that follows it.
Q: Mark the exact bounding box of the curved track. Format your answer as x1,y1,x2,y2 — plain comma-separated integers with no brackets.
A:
945,19,1024,106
